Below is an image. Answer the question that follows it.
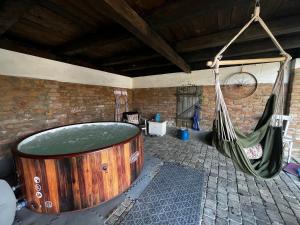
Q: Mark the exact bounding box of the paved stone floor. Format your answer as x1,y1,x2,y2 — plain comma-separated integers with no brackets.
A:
143,130,300,225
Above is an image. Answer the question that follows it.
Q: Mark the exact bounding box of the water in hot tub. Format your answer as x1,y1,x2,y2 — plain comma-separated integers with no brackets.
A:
18,123,140,156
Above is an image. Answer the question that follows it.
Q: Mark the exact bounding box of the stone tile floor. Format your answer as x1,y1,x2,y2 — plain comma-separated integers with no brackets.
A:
143,130,300,225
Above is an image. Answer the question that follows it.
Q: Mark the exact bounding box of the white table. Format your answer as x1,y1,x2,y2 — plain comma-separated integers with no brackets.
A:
148,121,167,136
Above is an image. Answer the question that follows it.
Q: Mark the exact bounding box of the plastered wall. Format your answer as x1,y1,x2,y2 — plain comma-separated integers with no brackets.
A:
133,62,290,88
0,48,291,90
0,49,132,88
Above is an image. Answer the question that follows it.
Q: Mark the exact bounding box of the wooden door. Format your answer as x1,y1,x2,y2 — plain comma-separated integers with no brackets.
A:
176,86,201,128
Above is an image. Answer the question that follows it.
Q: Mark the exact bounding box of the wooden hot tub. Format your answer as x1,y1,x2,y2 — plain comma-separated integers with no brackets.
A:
14,122,144,213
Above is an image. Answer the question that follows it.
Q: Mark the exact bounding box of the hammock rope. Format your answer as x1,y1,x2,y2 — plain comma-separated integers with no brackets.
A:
207,1,292,179
210,4,291,68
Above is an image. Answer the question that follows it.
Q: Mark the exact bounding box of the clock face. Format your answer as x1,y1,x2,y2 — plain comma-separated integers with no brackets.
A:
222,72,258,99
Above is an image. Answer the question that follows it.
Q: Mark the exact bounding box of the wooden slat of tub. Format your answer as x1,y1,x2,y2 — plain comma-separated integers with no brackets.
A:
37,160,50,213
70,157,81,210
33,161,43,211
109,147,118,198
22,159,36,210
16,157,26,199
20,159,29,201
116,145,126,192
130,139,138,182
95,152,105,202
76,156,87,208
82,154,93,207
111,147,120,196
135,138,140,174
123,143,131,188
56,158,74,211
90,153,100,206
136,137,141,174
100,149,110,200
31,160,43,212
139,136,144,174
44,159,60,213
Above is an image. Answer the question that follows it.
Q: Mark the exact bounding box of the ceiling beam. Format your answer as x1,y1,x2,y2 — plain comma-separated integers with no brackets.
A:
99,14,300,67
96,0,190,73
0,0,38,36
117,33,300,72
176,14,300,53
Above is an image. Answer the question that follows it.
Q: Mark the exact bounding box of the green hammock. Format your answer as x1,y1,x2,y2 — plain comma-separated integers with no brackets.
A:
208,3,292,179
212,94,283,179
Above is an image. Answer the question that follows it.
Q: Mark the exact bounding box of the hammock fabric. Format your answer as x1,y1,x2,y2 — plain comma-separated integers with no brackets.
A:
213,95,283,178
209,3,292,179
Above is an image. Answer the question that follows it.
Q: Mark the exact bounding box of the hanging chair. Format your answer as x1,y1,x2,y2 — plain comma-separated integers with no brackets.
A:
207,2,292,179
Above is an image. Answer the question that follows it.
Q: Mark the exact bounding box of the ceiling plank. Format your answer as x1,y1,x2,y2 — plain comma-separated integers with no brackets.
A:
58,0,249,58
0,35,118,73
0,0,38,36
100,50,158,67
58,0,248,54
39,1,95,32
57,27,131,55
59,0,247,56
185,33,300,62
146,0,249,28
97,0,190,73
176,14,300,52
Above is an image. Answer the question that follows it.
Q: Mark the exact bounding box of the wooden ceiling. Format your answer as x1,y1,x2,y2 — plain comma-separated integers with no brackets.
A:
1,0,300,77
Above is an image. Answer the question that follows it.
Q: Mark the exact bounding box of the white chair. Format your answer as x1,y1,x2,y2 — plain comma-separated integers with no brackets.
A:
273,115,294,162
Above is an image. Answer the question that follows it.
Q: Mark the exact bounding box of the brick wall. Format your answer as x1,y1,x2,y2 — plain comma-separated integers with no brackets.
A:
201,84,275,133
0,75,132,179
133,84,275,134
2,73,298,178
133,87,177,125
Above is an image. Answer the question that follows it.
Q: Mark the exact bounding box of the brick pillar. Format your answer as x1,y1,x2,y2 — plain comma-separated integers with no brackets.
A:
287,65,300,160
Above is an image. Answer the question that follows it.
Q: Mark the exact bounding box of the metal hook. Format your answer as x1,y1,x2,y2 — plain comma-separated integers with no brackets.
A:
255,0,260,7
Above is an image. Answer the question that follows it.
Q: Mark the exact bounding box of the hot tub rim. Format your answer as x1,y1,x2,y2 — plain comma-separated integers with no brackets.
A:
13,121,142,159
